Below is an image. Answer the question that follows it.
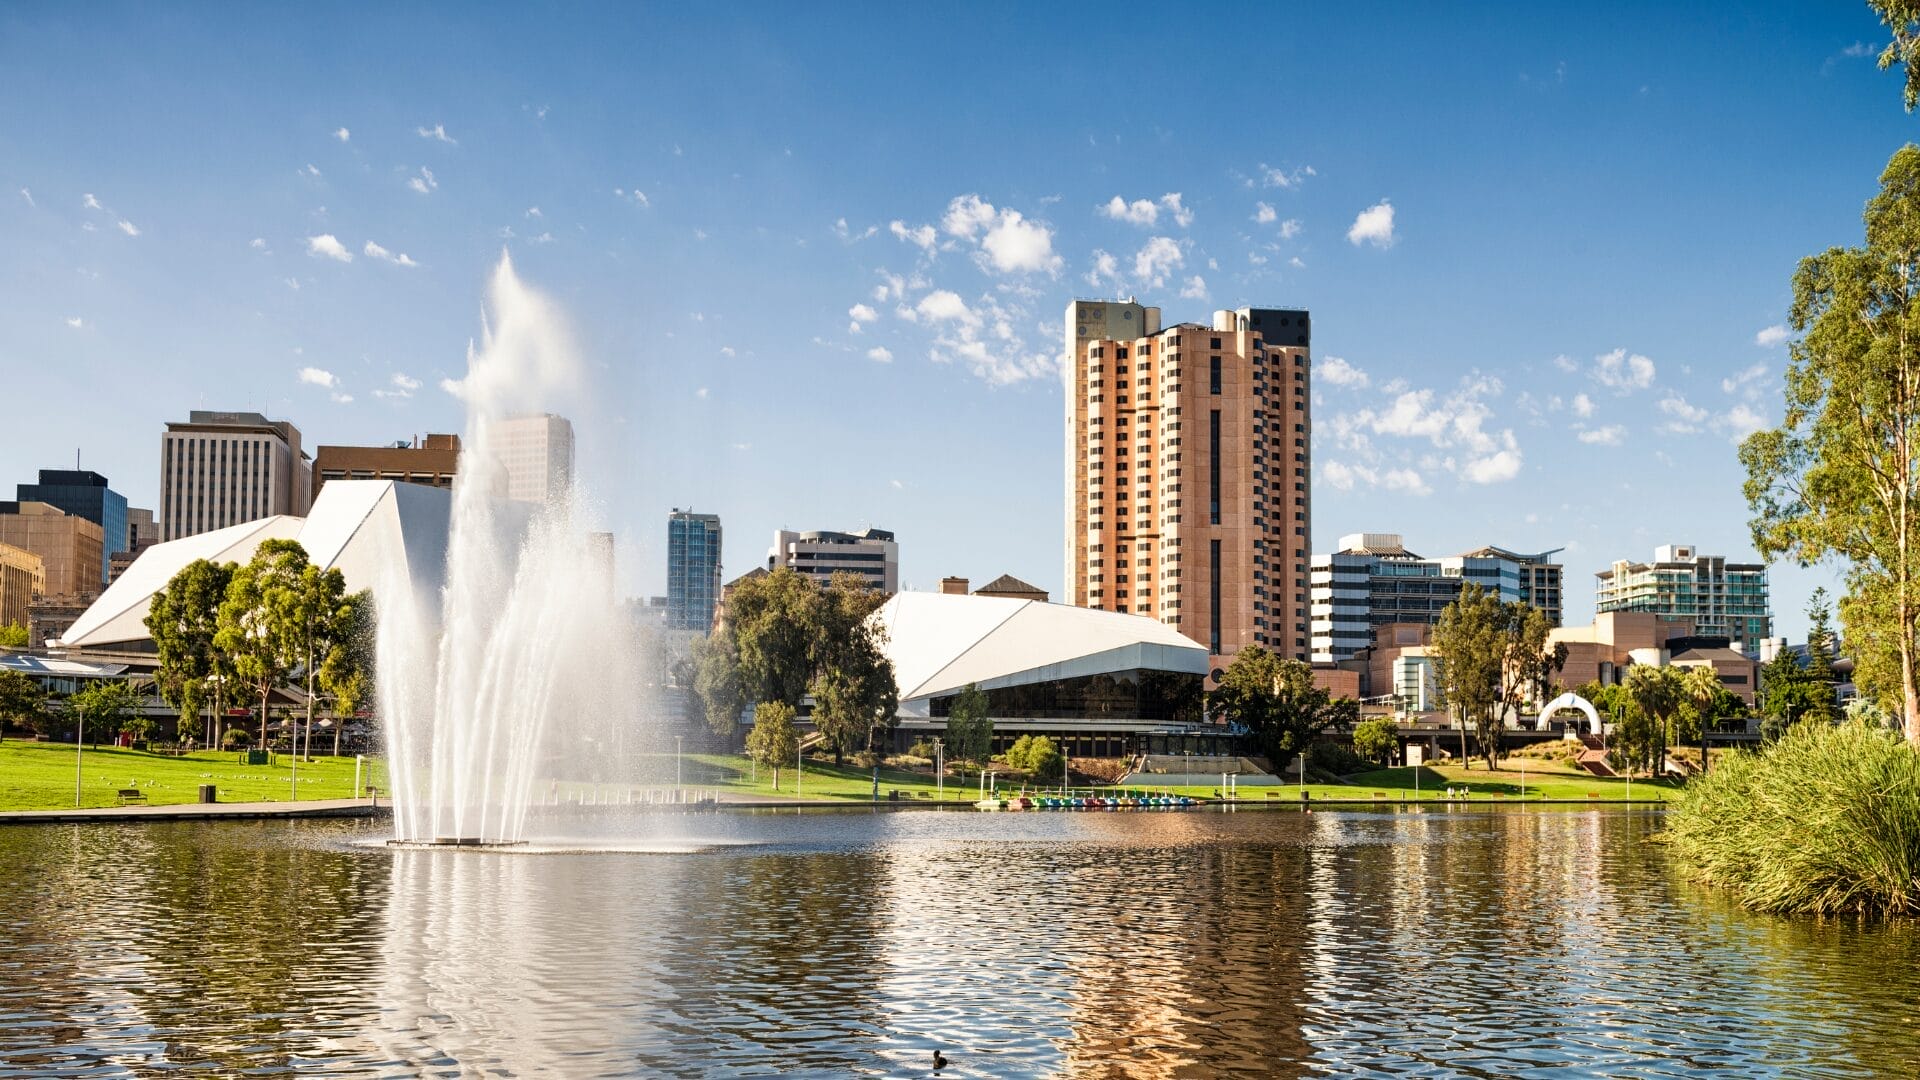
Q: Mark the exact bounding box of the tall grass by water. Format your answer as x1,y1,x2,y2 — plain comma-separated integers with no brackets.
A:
1667,721,1920,916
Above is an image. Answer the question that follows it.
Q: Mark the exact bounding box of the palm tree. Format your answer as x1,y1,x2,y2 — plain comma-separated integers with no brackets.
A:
1680,665,1723,775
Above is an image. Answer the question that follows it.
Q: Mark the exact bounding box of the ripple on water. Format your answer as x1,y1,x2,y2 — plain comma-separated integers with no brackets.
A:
1,810,1918,1077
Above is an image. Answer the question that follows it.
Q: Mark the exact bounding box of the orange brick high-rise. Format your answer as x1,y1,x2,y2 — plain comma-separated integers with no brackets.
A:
1065,300,1311,674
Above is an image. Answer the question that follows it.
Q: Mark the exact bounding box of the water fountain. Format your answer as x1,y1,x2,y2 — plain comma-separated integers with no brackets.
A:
379,252,643,847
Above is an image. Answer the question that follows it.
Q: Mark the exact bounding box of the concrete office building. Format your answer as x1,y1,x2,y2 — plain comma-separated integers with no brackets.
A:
313,434,460,499
1310,534,1565,663
108,508,159,584
0,502,104,600
15,470,127,586
1595,544,1772,652
770,528,899,593
0,542,45,631
1064,299,1312,672
160,411,312,541
667,509,722,632
491,413,574,504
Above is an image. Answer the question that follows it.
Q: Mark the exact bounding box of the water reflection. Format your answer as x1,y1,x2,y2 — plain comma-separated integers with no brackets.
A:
1,809,1919,1077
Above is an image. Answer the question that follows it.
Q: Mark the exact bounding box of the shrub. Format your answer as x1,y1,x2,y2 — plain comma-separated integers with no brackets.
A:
223,727,250,749
1309,741,1370,776
1352,717,1399,764
1666,721,1920,916
908,739,939,760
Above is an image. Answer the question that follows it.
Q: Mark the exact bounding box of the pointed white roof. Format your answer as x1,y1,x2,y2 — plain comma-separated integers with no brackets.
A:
874,591,1208,703
58,480,449,649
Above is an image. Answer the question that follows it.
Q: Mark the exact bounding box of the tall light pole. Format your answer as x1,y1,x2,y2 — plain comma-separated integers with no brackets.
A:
675,735,683,797
73,701,84,807
796,737,803,798
934,737,943,801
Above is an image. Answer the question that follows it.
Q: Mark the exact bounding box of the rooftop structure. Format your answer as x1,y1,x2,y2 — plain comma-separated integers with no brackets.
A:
1594,543,1771,652
313,434,460,500
160,410,311,541
0,501,104,600
16,469,127,585
769,527,898,593
1310,533,1564,663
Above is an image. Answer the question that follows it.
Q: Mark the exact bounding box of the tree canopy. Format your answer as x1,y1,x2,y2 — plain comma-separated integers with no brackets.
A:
745,700,798,789
943,683,992,768
146,558,234,749
1431,585,1562,769
1206,646,1357,767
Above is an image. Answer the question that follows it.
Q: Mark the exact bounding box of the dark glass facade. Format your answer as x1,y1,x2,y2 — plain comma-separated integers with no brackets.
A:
929,669,1203,725
16,469,125,586
666,511,722,632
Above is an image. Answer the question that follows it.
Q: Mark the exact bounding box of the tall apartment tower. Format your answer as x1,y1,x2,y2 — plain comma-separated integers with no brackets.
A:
16,470,127,586
492,413,575,504
1595,543,1772,651
667,509,723,632
1065,299,1312,670
160,411,311,541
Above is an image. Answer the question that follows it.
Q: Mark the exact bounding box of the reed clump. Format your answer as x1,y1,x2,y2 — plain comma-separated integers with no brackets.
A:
1666,721,1920,916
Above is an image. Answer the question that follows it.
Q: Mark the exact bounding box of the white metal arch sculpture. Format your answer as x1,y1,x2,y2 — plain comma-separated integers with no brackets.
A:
1539,691,1602,737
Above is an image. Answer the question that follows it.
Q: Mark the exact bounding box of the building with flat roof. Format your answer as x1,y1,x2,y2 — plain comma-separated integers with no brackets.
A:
15,470,126,586
1549,610,1760,705
1309,533,1564,664
0,542,44,632
1064,299,1313,673
491,413,574,504
1595,543,1771,652
769,528,898,593
667,509,722,632
313,434,460,500
160,410,311,541
0,502,104,600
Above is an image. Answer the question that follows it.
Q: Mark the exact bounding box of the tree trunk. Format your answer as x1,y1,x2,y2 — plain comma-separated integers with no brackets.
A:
304,647,316,763
1903,615,1920,745
259,687,270,750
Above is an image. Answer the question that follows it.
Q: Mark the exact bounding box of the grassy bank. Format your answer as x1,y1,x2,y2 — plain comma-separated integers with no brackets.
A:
1134,762,1679,802
0,741,386,811
1666,722,1920,916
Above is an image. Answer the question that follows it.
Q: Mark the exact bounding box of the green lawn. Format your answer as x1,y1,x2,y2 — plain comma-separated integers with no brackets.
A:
670,753,979,802
0,741,387,811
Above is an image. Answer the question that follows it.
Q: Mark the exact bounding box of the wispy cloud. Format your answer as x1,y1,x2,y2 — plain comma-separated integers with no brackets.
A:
1318,356,1369,388
374,373,421,400
1255,163,1316,189
1252,202,1276,224
407,167,438,195
297,366,339,388
889,220,936,250
1347,200,1396,247
306,234,353,262
334,126,350,142
18,188,33,207
1577,424,1625,445
115,219,140,237
1180,274,1207,300
64,316,85,329
1099,193,1192,228
1592,348,1656,392
613,187,650,207
867,346,893,363
1754,324,1789,348
363,240,418,267
416,123,456,144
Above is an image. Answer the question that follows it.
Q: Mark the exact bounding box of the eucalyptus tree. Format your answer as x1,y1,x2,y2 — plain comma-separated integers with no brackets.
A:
943,683,993,769
145,558,234,750
808,572,896,763
745,700,798,789
1206,646,1357,769
216,539,310,749
318,591,373,756
1740,146,1920,744
275,562,356,760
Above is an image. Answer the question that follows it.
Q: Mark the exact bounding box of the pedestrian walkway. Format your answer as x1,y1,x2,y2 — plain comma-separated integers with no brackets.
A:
0,798,385,825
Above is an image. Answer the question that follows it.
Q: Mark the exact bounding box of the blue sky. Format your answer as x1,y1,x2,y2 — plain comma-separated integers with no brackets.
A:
0,2,1909,641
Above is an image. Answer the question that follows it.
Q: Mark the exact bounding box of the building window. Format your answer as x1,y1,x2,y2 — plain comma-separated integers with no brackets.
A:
1210,539,1222,655
1210,357,1221,395
1209,410,1221,525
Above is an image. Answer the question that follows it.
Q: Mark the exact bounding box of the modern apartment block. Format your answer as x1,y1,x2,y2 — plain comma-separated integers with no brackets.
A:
769,528,899,593
313,434,461,499
15,470,127,586
1064,299,1312,670
491,413,574,504
0,502,105,599
160,411,311,541
1595,543,1772,652
667,509,722,632
1309,533,1565,664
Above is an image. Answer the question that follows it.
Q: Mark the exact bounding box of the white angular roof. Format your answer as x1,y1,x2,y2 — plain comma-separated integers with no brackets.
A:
59,480,449,648
873,591,1208,704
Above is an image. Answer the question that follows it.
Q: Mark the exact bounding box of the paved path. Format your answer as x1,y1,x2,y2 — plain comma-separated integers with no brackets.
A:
0,798,388,825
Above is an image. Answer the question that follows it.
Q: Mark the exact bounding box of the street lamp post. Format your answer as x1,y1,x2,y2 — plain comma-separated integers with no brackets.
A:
73,702,84,807
934,738,943,801
675,735,683,800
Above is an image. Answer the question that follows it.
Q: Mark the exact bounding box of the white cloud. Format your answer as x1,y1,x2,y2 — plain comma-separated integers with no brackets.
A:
529,231,555,245
1132,236,1183,289
979,208,1061,275
334,126,350,142
1252,202,1277,224
1719,403,1768,442
64,316,84,329
1258,163,1316,189
867,346,893,363
1592,347,1656,391
719,345,736,357
1101,196,1160,226
1571,392,1594,418
913,290,975,324
285,277,301,290
696,387,709,399
1577,425,1625,445
1101,192,1192,228
1318,356,1369,388
363,240,418,267
330,392,354,404
1085,249,1120,289
302,164,321,178
1280,218,1302,239
1722,362,1770,396
1754,324,1790,348
1347,200,1396,247
1844,41,1875,58
249,237,267,251
614,187,650,207
942,194,998,238
848,303,879,324
305,234,353,262
19,188,34,207
116,219,140,237
297,366,339,388
1462,447,1523,484
833,217,877,242
374,373,421,400
416,123,456,144
1322,461,1431,496
889,220,937,250
1180,275,1208,300
82,193,101,210
408,167,438,194
1553,354,1579,373
1288,255,1305,269
526,206,542,218
1657,393,1709,432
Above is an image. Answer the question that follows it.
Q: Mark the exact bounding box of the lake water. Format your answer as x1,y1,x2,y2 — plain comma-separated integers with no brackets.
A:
1,807,1917,1078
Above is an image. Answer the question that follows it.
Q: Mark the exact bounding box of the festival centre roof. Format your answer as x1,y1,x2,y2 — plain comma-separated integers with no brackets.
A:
871,590,1209,715
58,480,450,649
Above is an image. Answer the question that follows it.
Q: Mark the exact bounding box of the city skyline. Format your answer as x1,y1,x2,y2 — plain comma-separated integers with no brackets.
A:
5,4,1908,640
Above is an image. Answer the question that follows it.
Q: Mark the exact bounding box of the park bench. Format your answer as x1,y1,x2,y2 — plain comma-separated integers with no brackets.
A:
1265,791,1281,800
115,788,147,805
1372,792,1388,799
1587,792,1601,799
